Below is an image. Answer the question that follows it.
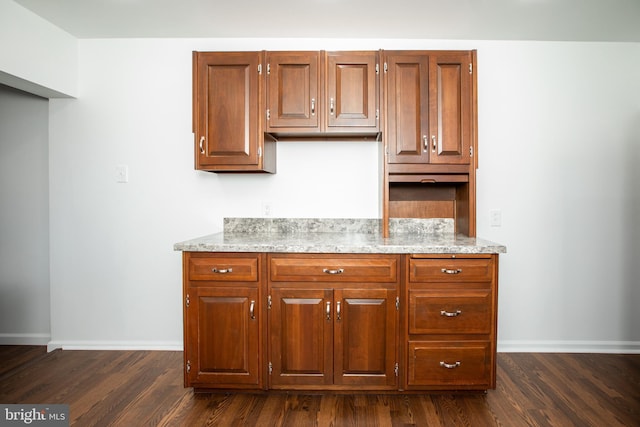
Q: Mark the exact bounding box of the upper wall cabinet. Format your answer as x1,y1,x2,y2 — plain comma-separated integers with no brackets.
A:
193,51,276,173
384,50,474,168
266,51,380,136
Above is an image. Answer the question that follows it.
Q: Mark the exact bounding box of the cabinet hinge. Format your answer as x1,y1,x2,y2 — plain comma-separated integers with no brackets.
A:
395,296,399,311
384,62,388,73
258,64,262,75
469,63,473,74
375,63,379,74
186,360,191,373
267,295,272,310
268,362,273,374
266,109,270,121
185,294,190,308
394,362,399,376
267,63,271,75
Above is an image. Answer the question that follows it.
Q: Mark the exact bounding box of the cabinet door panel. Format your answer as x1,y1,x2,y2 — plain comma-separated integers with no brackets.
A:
186,287,260,388
334,289,397,387
270,288,333,387
267,52,320,130
194,52,260,168
429,52,472,164
326,52,378,131
386,54,430,164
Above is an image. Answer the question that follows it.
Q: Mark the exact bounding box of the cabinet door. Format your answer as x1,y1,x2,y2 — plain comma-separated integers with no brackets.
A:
334,288,398,388
269,288,333,387
266,51,320,132
428,52,472,165
326,51,379,132
185,287,260,388
385,52,430,164
193,51,263,170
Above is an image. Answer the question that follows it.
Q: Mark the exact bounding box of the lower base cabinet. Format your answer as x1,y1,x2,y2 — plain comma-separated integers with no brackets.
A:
269,287,398,390
182,252,498,392
185,287,261,389
405,254,498,390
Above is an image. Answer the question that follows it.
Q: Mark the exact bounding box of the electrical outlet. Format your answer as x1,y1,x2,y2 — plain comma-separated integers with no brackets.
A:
261,202,272,217
490,209,502,227
115,165,129,183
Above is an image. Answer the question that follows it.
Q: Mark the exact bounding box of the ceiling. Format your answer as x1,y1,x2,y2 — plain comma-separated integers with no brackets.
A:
12,0,640,42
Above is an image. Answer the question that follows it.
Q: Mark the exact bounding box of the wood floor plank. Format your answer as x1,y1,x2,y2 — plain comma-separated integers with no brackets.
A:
1,347,639,426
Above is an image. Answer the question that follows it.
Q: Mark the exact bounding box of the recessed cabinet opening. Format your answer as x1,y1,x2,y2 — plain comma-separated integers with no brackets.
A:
388,175,472,235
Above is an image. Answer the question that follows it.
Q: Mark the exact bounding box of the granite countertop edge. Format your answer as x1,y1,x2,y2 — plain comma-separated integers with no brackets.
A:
173,231,507,254
174,218,507,254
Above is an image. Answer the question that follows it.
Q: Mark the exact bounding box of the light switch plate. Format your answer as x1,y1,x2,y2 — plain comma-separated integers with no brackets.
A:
490,209,502,227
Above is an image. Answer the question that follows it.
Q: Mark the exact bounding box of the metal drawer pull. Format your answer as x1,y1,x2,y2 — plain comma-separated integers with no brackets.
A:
211,267,232,274
440,309,462,317
431,135,437,152
441,268,462,275
199,136,205,154
336,301,341,321
440,361,461,369
330,97,334,115
323,268,344,275
311,98,315,115
326,301,331,320
249,300,255,320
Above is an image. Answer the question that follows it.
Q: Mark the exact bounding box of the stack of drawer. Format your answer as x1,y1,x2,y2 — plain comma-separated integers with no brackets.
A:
405,254,498,390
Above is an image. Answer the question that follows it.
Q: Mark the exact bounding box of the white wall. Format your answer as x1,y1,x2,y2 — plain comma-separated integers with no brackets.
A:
0,0,77,98
43,38,640,352
0,84,50,344
476,42,640,352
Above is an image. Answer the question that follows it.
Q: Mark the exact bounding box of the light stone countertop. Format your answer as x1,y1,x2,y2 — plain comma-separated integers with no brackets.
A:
174,218,507,254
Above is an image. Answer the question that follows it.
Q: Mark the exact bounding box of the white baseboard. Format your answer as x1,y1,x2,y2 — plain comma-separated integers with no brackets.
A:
46,340,183,352
0,333,51,346
498,340,640,354
11,338,635,354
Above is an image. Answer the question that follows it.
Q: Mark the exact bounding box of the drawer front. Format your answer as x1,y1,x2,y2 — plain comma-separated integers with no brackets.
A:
270,255,398,283
409,257,493,283
409,290,492,334
407,341,492,387
188,254,259,282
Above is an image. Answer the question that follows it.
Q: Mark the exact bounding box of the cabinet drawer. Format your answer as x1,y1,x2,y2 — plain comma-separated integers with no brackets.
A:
409,257,493,283
409,290,492,334
270,255,398,283
407,341,491,387
188,254,260,282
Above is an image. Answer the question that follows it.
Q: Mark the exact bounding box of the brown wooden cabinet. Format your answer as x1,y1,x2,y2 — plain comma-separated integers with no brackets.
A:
404,254,498,390
181,251,499,392
266,51,379,136
268,254,399,390
183,253,265,390
384,50,473,166
382,50,478,237
192,51,275,173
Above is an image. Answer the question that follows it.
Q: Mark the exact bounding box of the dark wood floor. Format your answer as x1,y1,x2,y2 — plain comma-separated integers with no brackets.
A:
1,346,638,426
